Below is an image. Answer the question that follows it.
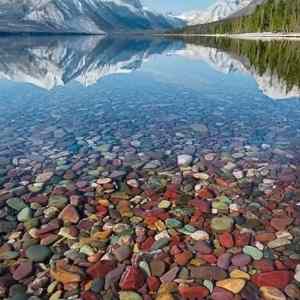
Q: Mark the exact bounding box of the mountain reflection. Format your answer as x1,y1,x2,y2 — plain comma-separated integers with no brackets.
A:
0,35,299,100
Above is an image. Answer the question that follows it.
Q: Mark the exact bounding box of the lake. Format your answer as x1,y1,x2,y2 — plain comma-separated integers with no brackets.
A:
0,36,299,300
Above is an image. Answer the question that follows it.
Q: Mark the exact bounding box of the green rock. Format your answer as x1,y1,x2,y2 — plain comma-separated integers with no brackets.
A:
28,183,44,193
212,201,229,212
211,216,234,233
243,246,263,260
26,245,51,262
165,218,182,229
139,261,151,276
48,195,68,208
7,198,26,211
24,218,40,231
179,224,196,235
119,291,143,300
0,250,19,260
151,238,170,251
203,280,214,293
17,207,32,222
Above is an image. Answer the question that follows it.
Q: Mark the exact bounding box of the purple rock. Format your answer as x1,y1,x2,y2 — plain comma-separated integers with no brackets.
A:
217,253,232,270
231,254,251,267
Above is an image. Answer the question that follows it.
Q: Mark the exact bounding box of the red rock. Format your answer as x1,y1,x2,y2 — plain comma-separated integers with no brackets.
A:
211,287,234,300
252,271,292,289
195,240,212,254
140,237,155,251
219,232,234,248
253,259,274,272
87,260,115,279
82,291,97,300
270,217,293,231
147,276,160,292
234,232,251,247
95,205,108,217
160,266,179,284
179,286,209,299
37,221,60,236
197,187,215,199
175,251,193,266
59,204,80,224
13,261,33,281
190,199,211,213
256,232,276,243
119,266,145,290
201,254,217,264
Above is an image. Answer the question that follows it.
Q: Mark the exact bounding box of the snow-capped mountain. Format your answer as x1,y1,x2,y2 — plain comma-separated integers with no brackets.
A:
178,0,252,25
0,0,184,34
0,36,183,89
173,43,300,100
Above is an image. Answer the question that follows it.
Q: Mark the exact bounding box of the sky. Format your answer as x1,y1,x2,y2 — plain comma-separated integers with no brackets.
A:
141,0,215,13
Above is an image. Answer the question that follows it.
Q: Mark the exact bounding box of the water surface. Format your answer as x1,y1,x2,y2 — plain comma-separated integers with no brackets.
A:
0,36,299,299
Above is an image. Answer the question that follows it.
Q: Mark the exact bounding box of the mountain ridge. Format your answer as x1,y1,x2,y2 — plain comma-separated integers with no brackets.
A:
0,0,184,34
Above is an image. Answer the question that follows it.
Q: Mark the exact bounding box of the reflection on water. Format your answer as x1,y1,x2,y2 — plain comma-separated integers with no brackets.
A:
0,36,299,100
0,36,300,300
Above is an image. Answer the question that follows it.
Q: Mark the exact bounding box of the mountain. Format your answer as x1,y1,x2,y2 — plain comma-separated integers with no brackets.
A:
178,0,300,34
173,43,300,100
230,0,265,17
0,0,184,34
178,0,252,25
0,36,183,89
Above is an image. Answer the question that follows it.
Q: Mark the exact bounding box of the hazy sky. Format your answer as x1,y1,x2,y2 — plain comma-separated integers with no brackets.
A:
141,0,215,13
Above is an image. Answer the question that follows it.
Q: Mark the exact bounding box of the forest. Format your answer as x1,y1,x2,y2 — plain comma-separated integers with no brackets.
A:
177,0,300,34
180,36,300,93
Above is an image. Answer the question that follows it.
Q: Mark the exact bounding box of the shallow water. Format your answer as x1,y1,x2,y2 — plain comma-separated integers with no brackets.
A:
0,36,300,299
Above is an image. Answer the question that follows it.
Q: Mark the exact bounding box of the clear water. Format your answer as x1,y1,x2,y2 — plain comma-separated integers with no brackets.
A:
0,36,300,168
1,35,300,300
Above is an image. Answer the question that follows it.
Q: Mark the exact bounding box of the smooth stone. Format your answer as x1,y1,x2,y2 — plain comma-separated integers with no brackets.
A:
113,245,131,262
241,282,261,300
260,286,287,300
217,253,232,270
211,216,234,233
160,266,179,284
177,154,193,166
190,266,227,281
17,207,32,222
231,254,252,267
284,284,300,300
48,195,68,208
119,266,145,290
151,238,170,251
295,264,300,282
158,200,171,209
216,278,246,294
26,245,51,262
268,238,291,249
58,204,80,224
13,261,33,281
190,230,209,241
243,246,263,260
211,287,234,300
165,218,182,229
230,269,250,280
35,172,53,183
252,271,292,289
7,198,26,211
150,260,166,277
119,291,143,300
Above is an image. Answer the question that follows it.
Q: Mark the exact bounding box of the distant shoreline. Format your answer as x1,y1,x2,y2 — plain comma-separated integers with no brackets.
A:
159,32,300,41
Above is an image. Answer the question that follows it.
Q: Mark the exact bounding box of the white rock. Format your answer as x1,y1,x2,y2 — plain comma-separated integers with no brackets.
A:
295,264,300,282
191,230,209,241
155,231,170,241
177,154,193,167
233,170,244,179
